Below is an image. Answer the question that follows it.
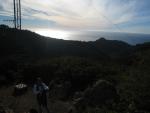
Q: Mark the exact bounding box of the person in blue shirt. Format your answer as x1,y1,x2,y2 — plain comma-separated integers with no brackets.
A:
33,77,50,113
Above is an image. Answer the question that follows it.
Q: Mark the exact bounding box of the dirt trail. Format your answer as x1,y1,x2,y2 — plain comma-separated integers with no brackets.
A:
0,86,73,113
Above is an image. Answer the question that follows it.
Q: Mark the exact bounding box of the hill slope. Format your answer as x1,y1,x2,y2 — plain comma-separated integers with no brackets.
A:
0,28,132,60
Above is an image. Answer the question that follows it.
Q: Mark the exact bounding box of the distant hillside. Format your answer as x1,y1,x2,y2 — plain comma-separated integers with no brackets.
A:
0,28,133,60
92,38,132,58
70,31,150,45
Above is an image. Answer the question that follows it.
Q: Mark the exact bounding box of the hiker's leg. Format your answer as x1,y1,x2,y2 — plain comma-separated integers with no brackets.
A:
38,104,43,113
44,106,50,113
42,94,50,113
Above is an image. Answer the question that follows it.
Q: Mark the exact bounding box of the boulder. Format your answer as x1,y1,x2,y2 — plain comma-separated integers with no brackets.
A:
13,83,28,96
87,80,118,106
135,95,150,112
49,81,71,100
75,80,118,108
0,106,14,113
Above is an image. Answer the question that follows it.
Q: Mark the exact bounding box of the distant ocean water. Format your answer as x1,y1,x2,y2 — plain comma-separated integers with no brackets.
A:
67,31,150,45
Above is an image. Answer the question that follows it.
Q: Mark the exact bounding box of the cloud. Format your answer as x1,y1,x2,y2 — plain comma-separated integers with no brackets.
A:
0,0,150,33
0,4,4,10
23,0,138,29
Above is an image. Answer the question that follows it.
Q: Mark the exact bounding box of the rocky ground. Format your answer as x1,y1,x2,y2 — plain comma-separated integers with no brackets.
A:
0,86,74,113
0,79,118,113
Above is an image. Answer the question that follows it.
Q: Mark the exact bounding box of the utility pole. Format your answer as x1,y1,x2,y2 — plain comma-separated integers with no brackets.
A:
19,0,21,29
3,0,22,29
4,0,22,29
14,0,22,30
13,0,16,28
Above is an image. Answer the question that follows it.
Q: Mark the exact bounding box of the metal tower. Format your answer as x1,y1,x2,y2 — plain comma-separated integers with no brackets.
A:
14,0,21,30
4,0,22,29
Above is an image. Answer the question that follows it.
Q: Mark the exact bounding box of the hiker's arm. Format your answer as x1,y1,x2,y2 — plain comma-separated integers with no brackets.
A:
43,83,49,91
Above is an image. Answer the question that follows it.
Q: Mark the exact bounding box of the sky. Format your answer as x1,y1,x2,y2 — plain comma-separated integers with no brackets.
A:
0,0,150,39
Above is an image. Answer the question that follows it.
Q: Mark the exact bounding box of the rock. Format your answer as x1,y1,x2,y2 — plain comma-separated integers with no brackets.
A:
74,80,118,108
29,109,38,113
3,109,14,113
49,81,71,100
88,80,118,106
13,83,28,96
134,111,146,113
73,92,83,100
135,96,150,112
0,107,14,113
0,110,5,113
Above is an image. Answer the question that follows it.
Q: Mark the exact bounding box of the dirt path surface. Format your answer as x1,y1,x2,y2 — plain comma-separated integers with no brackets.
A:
0,86,73,113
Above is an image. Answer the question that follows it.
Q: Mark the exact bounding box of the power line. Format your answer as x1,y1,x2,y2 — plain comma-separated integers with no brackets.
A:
3,0,22,29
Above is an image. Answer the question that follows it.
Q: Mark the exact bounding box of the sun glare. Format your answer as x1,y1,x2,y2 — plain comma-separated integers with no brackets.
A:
35,29,70,40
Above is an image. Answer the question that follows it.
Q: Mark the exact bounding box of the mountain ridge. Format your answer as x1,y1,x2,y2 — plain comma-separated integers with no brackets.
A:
0,27,134,60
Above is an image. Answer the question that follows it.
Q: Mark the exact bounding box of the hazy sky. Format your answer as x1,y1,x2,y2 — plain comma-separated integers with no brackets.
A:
0,0,150,34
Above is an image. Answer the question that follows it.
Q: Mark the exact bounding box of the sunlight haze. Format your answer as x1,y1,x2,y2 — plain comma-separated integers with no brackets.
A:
0,0,150,40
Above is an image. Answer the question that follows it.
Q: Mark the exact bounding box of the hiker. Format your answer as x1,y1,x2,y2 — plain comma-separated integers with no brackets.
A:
33,77,50,113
